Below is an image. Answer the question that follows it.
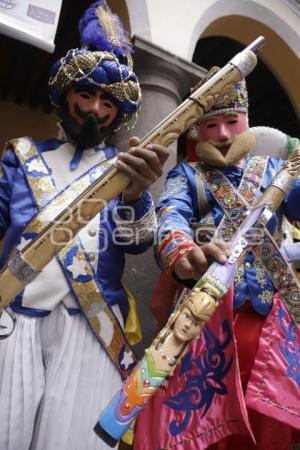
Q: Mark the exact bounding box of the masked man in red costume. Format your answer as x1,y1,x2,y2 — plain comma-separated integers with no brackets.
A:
134,78,300,450
0,2,169,449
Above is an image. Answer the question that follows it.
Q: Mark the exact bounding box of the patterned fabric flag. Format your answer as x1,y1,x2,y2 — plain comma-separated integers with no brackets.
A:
246,292,300,429
134,288,253,450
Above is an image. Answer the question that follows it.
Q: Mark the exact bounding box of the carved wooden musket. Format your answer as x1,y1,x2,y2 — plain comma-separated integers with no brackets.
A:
0,36,265,317
94,146,300,447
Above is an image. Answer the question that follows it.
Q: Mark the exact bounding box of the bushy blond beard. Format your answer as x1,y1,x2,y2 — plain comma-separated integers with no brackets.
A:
195,130,256,167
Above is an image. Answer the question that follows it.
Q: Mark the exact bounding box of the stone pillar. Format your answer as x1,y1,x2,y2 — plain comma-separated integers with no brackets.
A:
112,36,205,354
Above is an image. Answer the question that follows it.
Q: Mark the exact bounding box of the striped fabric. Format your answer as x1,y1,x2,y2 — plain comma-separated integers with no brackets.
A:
0,303,123,450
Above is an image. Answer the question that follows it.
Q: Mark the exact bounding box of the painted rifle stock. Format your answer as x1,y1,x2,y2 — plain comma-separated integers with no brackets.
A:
94,151,300,445
0,37,264,313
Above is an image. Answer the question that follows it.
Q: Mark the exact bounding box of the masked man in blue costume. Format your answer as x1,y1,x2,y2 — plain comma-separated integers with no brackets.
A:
0,2,169,449
134,78,300,450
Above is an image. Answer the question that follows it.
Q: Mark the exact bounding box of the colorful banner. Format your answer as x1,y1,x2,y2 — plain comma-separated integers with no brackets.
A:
0,0,62,53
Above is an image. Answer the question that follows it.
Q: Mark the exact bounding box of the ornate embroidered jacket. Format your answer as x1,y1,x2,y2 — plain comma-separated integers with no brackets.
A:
156,156,300,316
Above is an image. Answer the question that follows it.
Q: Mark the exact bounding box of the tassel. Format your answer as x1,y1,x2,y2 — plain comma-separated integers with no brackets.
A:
69,145,83,171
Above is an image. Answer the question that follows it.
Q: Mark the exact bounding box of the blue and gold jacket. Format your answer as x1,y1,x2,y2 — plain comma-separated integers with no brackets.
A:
0,138,155,321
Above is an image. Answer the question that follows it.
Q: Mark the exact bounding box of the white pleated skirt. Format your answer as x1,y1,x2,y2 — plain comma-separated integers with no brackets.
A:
0,304,122,450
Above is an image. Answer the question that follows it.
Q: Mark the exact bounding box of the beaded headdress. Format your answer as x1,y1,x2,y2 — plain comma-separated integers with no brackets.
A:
197,67,248,120
49,0,142,131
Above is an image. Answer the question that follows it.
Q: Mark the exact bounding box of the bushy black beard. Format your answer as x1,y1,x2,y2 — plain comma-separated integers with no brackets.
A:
60,102,115,149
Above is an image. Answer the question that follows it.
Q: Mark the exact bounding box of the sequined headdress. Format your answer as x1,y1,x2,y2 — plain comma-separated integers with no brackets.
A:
198,67,248,120
186,67,249,161
49,0,142,131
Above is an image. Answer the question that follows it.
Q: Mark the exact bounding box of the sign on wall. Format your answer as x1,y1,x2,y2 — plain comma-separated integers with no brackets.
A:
0,0,63,53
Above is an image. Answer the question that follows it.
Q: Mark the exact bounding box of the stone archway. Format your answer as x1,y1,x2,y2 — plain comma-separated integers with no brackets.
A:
193,34,300,138
189,0,300,59
201,16,300,120
188,1,300,117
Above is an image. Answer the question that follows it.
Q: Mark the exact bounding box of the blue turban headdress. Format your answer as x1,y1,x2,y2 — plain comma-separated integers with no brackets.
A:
49,0,142,131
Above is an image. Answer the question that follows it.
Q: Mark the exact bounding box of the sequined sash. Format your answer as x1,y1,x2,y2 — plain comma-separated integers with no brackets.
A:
12,137,137,378
192,157,269,309
192,156,267,241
